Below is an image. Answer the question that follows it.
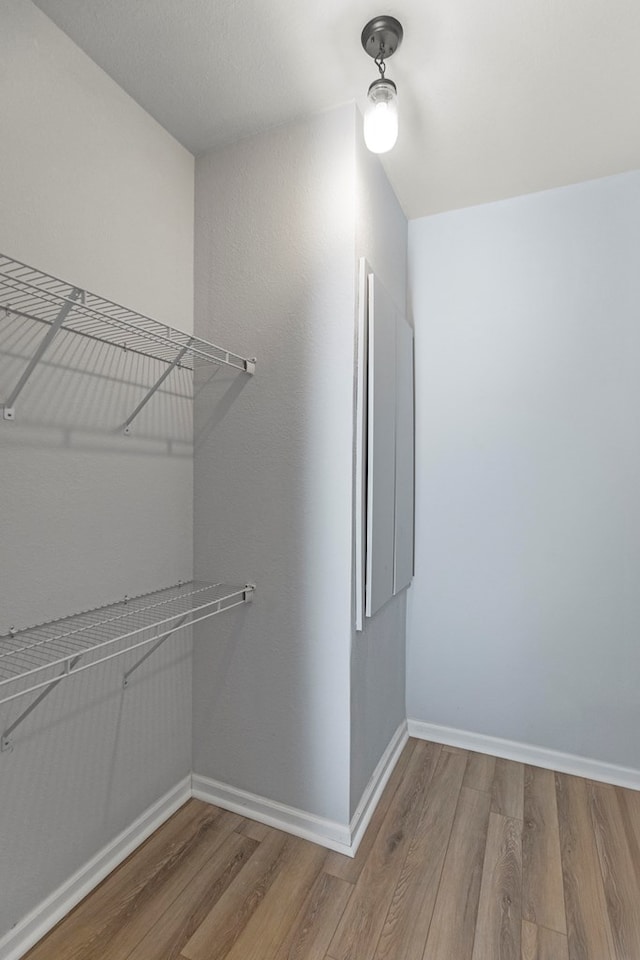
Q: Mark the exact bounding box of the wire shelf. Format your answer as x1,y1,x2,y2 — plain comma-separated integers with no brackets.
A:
0,581,254,710
0,253,254,373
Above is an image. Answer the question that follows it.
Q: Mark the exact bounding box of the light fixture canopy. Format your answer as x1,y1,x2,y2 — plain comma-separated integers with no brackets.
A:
360,16,403,154
361,16,404,61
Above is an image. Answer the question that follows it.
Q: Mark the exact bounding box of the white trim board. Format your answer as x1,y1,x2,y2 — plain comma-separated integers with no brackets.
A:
193,720,409,859
349,720,408,853
0,775,191,960
192,773,352,855
2,723,410,959
407,719,640,792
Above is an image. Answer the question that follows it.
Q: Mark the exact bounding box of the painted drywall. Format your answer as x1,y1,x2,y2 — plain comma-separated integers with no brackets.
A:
0,0,194,332
193,106,356,825
0,0,194,938
350,129,408,817
407,170,640,770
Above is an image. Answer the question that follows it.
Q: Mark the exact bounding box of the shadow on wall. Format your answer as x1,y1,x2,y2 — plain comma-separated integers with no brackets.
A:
0,631,192,930
0,311,193,456
194,361,252,451
0,304,204,937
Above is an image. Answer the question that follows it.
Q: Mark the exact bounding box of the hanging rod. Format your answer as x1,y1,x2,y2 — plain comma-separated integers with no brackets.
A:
0,580,255,751
0,252,256,423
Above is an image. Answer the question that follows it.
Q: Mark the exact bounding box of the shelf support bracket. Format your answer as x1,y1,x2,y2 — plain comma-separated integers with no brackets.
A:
123,342,191,435
122,615,189,688
1,655,82,753
122,586,254,687
2,287,83,421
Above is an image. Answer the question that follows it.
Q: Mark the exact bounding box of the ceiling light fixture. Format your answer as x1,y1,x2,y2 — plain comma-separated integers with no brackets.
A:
361,15,403,154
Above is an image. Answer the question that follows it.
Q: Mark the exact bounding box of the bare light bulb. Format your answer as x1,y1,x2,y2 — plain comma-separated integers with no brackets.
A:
364,79,398,154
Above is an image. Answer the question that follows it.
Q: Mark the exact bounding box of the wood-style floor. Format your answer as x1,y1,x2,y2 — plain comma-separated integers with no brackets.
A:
24,738,640,960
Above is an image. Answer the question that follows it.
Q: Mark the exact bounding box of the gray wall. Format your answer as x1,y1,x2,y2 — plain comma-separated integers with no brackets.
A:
0,0,194,937
0,17,410,932
0,0,194,330
193,107,357,825
407,171,640,769
350,126,408,817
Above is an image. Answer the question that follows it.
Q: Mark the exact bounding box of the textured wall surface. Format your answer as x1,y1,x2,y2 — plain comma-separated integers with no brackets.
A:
407,171,640,769
193,106,356,824
0,0,194,937
350,126,408,817
0,0,194,332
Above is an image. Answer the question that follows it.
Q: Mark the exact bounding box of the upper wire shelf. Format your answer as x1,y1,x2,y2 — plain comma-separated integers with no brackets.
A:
0,581,255,733
0,252,255,427
0,253,253,372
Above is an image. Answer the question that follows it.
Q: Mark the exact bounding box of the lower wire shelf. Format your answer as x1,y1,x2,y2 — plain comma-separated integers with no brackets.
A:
0,580,254,750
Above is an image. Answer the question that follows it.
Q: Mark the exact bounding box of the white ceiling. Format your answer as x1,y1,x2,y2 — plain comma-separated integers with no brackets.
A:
32,0,640,219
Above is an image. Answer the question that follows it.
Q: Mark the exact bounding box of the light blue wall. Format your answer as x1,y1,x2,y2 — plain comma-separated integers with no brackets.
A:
407,171,640,768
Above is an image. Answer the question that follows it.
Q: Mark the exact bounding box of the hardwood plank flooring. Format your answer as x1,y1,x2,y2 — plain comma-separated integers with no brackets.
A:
588,780,640,959
24,801,233,960
464,750,497,793
327,739,441,960
222,838,327,960
23,741,640,960
422,786,491,960
323,738,416,884
521,920,569,960
273,872,353,960
238,819,273,843
471,813,522,960
616,785,640,886
126,833,257,960
372,747,467,960
522,765,566,934
181,829,293,960
491,758,525,820
68,810,243,960
555,772,616,960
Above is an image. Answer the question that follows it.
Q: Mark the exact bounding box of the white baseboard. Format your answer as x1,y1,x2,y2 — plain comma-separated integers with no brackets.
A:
407,719,640,792
0,775,191,960
3,725,411,959
193,721,409,859
192,773,353,855
349,720,408,855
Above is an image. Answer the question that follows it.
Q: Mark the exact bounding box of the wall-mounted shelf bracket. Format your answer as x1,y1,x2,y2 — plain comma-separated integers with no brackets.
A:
121,583,254,683
0,253,256,425
1,655,82,753
122,614,189,687
1,286,82,420
123,342,191,435
0,581,255,751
